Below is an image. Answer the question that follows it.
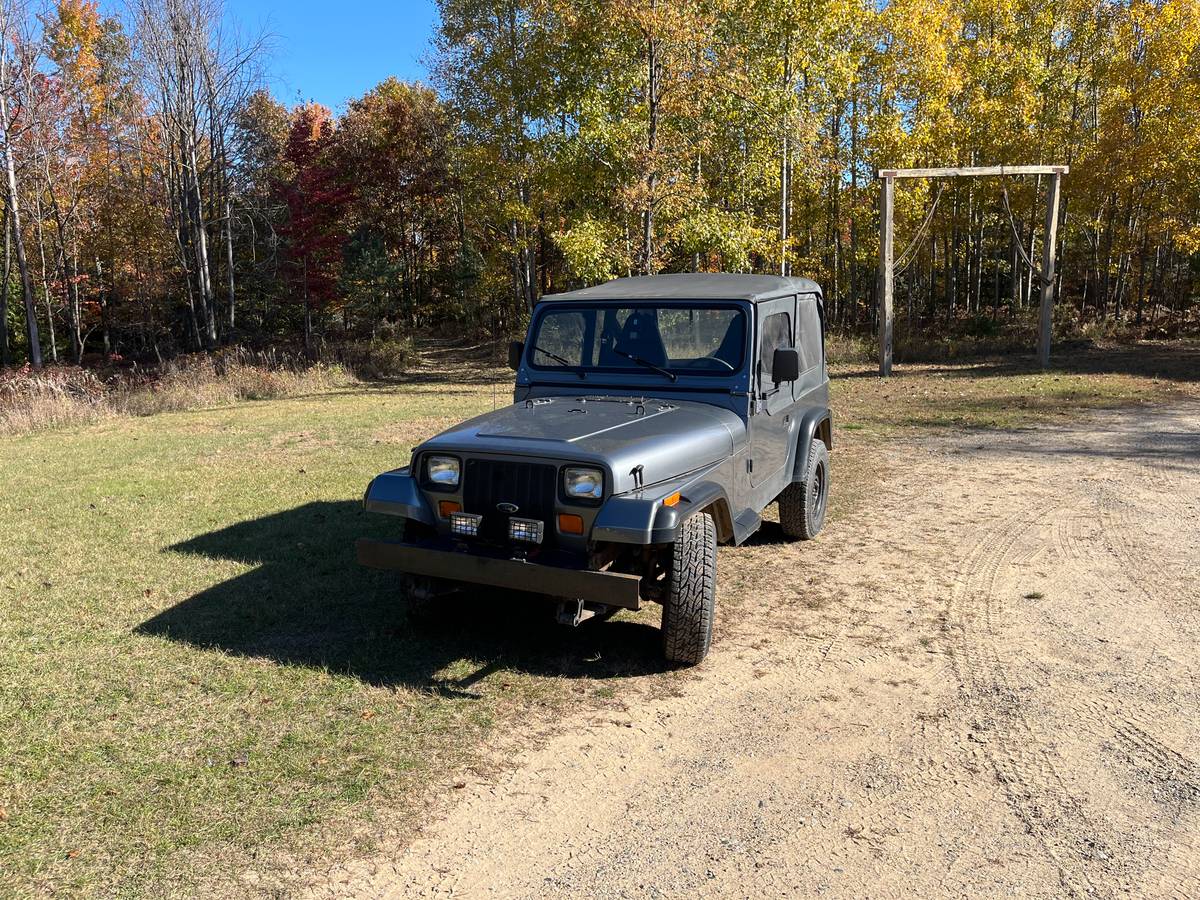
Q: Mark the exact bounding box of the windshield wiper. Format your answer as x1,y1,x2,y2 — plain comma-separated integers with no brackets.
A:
613,348,677,382
533,345,586,379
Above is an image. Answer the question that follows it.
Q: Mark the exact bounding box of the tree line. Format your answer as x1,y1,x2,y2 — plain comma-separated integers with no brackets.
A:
1,0,1197,369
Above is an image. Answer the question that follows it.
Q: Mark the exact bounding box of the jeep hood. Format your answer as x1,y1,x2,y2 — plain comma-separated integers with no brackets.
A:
417,395,746,493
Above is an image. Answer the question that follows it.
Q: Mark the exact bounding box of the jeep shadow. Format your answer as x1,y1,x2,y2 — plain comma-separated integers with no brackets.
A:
137,501,670,695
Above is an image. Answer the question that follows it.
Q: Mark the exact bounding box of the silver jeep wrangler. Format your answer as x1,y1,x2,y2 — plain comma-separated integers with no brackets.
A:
358,274,832,665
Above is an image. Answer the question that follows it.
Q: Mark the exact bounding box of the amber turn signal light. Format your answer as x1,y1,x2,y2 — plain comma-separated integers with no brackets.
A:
662,491,681,507
438,500,461,518
558,513,585,535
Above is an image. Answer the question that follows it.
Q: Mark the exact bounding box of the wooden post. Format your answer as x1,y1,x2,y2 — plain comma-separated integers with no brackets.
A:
1038,169,1063,368
878,174,894,376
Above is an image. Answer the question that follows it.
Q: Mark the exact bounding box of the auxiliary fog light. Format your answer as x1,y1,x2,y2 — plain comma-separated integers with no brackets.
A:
508,517,545,544
449,511,483,537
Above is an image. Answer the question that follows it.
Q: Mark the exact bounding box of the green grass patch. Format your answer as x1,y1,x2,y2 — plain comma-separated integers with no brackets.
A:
831,342,1198,433
0,374,672,897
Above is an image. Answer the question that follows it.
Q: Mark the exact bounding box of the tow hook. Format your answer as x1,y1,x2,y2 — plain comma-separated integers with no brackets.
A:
555,598,610,627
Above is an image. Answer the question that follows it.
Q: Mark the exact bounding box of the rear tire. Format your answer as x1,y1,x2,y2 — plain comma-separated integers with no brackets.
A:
661,513,717,666
778,439,830,541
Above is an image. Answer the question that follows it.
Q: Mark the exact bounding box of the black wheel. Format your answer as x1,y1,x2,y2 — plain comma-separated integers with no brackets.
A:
778,439,830,541
661,512,717,665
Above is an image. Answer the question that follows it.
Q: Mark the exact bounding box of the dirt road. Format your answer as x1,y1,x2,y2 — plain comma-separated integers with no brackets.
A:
316,403,1200,899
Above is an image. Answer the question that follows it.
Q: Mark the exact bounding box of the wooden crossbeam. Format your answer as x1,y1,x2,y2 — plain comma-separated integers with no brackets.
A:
877,165,1069,179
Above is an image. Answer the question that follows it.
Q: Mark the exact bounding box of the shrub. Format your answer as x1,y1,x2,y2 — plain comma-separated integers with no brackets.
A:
824,332,875,366
328,338,417,379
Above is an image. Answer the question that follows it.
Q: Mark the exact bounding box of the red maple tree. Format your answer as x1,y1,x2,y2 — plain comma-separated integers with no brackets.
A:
279,103,348,352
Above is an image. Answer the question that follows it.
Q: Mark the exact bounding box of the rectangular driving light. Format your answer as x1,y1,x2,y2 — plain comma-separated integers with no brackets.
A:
508,517,544,544
449,511,482,537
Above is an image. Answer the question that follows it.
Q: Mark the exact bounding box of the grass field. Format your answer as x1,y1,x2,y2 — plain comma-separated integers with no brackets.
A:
1,341,1196,897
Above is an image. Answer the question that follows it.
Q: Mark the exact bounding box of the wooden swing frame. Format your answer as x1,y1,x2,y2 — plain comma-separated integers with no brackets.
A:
876,165,1068,376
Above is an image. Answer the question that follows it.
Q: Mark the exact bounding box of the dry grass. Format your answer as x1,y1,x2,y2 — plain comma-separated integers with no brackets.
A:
0,350,356,436
0,366,112,433
117,356,352,417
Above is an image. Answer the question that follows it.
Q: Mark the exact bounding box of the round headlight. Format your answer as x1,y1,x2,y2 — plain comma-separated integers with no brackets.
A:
426,455,460,488
563,466,604,500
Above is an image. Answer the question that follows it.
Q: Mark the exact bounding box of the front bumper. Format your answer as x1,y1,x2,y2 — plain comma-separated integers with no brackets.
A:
356,538,642,609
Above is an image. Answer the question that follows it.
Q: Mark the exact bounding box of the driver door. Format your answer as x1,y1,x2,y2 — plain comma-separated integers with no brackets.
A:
749,297,796,488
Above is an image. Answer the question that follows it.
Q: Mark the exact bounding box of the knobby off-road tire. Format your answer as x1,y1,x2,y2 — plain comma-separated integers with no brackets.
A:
661,512,717,666
778,438,830,541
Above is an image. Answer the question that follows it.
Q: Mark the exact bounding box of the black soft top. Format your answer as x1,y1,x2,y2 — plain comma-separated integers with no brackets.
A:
540,273,823,304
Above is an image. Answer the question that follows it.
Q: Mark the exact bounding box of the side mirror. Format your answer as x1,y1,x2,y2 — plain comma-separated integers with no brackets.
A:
772,347,800,384
508,341,525,371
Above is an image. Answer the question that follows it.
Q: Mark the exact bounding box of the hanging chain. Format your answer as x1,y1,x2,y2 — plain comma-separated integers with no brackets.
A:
894,181,947,275
1000,180,1053,287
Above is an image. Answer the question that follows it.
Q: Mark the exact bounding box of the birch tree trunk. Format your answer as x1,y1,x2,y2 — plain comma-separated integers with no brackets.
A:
33,191,55,361
185,136,217,347
779,39,791,277
1010,229,1020,310
0,204,8,366
848,94,858,328
0,75,40,367
225,195,235,331
779,130,788,276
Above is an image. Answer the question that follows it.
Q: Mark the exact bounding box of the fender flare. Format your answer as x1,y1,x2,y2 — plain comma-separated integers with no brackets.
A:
596,480,735,545
789,407,833,483
655,480,735,543
362,469,435,526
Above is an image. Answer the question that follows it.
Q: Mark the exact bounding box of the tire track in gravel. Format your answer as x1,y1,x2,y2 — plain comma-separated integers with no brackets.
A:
1078,415,1200,899
1049,488,1176,690
945,406,1200,900
1092,478,1200,703
1079,695,1200,900
947,505,1110,898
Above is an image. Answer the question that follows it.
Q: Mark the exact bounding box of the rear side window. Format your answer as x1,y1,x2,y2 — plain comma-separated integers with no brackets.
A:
758,312,792,385
797,299,823,372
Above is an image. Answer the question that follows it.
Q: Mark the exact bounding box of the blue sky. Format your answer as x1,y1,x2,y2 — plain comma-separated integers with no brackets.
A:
100,0,440,111
233,0,439,110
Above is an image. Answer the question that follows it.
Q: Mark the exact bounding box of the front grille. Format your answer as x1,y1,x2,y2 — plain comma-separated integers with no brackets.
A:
462,459,557,544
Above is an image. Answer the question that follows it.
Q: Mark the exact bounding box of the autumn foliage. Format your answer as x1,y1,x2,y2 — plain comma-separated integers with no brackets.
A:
1,0,1198,371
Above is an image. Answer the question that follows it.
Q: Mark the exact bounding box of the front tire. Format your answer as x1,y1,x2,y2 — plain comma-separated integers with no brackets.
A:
661,513,717,666
778,439,830,541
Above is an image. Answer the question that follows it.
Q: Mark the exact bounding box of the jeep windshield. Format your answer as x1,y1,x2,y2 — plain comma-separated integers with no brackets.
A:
528,304,745,378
